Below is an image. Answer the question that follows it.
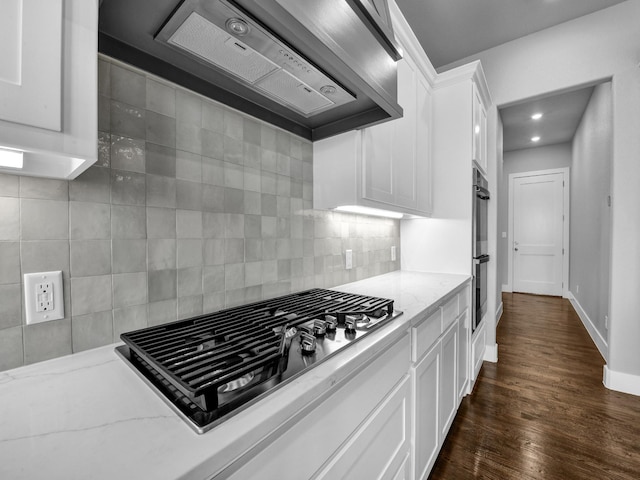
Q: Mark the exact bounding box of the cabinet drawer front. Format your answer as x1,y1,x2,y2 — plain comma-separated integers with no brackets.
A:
412,309,441,363
459,284,471,312
441,296,459,331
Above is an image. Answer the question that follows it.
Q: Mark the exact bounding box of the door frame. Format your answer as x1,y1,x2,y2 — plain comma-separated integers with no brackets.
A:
506,167,570,297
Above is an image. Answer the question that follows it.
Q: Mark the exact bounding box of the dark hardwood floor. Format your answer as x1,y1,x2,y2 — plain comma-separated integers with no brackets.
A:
429,293,640,479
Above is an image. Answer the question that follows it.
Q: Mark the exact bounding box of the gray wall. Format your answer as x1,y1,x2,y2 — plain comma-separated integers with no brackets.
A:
570,82,612,345
499,143,572,288
0,56,400,372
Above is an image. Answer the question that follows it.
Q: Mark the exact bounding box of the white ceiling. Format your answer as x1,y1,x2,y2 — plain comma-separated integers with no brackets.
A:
394,0,628,69
393,0,622,152
500,86,595,152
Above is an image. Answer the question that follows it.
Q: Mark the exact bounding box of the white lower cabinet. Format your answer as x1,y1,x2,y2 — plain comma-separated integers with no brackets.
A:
457,308,470,402
412,340,440,480
438,321,458,444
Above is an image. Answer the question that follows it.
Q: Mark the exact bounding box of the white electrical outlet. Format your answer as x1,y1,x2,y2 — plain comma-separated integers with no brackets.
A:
345,249,353,270
24,271,64,324
391,245,397,261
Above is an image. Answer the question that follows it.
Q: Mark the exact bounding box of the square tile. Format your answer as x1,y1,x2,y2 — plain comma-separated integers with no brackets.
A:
261,172,277,195
243,143,261,170
203,292,225,312
146,78,175,117
243,118,261,145
98,96,111,132
276,130,291,156
71,275,113,316
69,202,110,240
19,177,68,201
290,158,303,180
147,299,177,326
261,216,277,238
224,238,244,263
72,311,113,353
177,210,203,239
203,213,225,238
146,174,176,208
262,260,278,283
277,259,291,280
98,58,110,97
203,238,224,265
111,64,146,108
148,269,177,302
176,150,202,182
0,242,20,284
21,199,68,240
202,184,224,213
110,100,146,139
111,205,146,239
148,239,176,271
261,149,277,173
176,122,202,155
262,239,277,260
203,265,225,293
261,194,277,216
290,137,303,160
146,207,176,239
245,261,262,287
21,240,70,277
112,239,147,274
99,132,112,167
225,214,245,238
224,187,244,214
177,239,203,268
243,167,261,193
113,304,147,340
244,191,262,215
244,214,262,239
146,142,176,177
261,124,277,151
176,180,203,211
111,170,146,205
70,166,111,203
223,110,243,139
178,266,203,297
201,129,223,159
202,156,224,186
224,162,244,189
113,272,147,308
0,284,21,329
146,111,176,148
245,238,262,262
277,175,291,197
70,240,111,277
223,136,243,165
0,174,19,197
0,326,24,370
202,102,223,132
24,318,71,365
111,135,146,173
176,90,202,126
224,263,245,290
178,295,203,319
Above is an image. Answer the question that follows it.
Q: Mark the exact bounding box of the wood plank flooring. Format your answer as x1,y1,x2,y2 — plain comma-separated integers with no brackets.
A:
428,293,640,479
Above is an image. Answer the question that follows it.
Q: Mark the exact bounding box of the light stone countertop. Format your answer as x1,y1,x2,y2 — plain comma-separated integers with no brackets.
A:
0,270,469,480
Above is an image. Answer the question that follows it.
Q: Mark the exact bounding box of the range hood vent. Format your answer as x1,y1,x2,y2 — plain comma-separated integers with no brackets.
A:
160,5,354,117
98,0,403,141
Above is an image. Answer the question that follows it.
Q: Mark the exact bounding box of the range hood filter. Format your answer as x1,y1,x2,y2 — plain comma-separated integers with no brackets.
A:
160,3,354,117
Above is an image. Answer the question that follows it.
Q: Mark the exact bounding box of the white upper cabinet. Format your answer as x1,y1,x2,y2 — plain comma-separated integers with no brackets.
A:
313,1,435,218
472,82,488,174
0,0,98,179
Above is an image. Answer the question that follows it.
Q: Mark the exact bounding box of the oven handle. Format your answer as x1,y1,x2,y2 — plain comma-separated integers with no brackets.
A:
474,254,490,265
475,185,490,200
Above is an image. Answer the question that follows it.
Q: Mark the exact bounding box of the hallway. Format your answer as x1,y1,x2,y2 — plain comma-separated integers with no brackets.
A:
429,293,640,479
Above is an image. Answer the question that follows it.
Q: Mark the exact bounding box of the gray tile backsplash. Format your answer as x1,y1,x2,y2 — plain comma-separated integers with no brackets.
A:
0,56,400,372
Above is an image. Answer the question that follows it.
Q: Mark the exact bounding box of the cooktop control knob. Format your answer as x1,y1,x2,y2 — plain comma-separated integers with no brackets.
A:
324,315,338,331
313,319,327,336
345,315,357,333
300,332,316,355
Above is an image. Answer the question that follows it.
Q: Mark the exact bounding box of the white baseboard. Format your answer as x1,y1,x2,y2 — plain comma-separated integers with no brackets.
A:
603,366,640,396
496,301,503,326
567,291,608,361
483,343,498,363
501,284,512,293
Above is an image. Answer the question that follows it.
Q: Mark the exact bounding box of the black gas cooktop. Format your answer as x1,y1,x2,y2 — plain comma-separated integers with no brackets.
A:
116,288,402,433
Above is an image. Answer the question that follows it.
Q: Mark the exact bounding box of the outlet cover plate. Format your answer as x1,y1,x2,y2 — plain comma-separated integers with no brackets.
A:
24,271,64,325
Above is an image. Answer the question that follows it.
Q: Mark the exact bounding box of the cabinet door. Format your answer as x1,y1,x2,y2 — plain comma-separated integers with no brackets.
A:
0,0,62,131
413,341,440,480
439,321,457,444
457,309,469,402
472,84,487,173
362,116,395,205
315,376,412,480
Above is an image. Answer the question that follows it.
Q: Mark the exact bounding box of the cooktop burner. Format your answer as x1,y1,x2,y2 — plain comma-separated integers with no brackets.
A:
116,288,402,433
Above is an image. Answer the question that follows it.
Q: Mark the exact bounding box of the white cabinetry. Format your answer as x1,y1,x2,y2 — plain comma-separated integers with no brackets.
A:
457,307,470,401
472,83,488,174
0,0,98,179
227,334,411,480
313,3,435,218
438,321,458,444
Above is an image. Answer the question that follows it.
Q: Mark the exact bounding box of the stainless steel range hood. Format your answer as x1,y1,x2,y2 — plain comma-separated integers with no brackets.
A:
98,0,403,141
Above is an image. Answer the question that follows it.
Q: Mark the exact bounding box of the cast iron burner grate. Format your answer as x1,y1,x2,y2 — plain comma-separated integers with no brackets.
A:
117,288,399,433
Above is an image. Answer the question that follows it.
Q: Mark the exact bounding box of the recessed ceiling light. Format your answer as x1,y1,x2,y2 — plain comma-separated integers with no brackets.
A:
531,113,543,120
531,136,541,142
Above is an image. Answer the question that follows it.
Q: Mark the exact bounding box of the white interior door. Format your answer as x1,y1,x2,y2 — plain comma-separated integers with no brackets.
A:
512,172,565,295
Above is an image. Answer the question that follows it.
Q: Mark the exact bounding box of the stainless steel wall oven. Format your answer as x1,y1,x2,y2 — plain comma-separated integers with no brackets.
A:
473,168,490,332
